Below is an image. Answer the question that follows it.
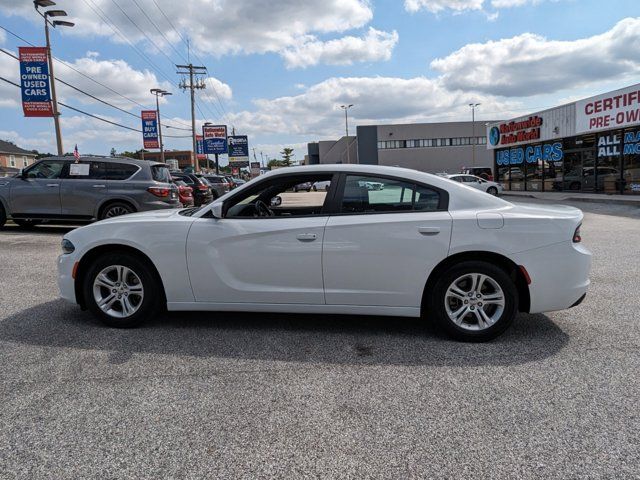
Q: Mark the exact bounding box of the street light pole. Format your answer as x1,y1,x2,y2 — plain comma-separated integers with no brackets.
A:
340,104,354,164
34,1,74,156
469,103,481,167
150,88,171,163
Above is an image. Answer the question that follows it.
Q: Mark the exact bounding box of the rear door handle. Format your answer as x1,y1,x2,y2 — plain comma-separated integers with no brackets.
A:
296,233,317,242
92,184,106,188
46,183,59,187
418,227,440,235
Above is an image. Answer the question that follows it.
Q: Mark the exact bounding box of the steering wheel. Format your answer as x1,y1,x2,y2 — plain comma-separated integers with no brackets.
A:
254,199,274,217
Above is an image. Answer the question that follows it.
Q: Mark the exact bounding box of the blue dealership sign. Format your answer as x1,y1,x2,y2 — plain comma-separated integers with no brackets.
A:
203,125,227,154
19,47,53,117
228,135,249,161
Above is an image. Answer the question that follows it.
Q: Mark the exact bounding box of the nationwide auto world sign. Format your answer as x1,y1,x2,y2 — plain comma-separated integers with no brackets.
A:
19,47,53,117
489,116,543,148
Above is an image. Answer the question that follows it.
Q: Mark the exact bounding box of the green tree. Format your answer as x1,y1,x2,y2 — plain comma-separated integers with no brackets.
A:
280,147,294,166
110,147,117,157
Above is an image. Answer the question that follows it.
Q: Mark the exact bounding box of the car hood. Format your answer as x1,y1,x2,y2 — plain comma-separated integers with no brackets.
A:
93,208,187,225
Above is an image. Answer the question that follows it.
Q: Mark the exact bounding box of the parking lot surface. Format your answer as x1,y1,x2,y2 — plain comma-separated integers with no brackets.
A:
0,200,639,479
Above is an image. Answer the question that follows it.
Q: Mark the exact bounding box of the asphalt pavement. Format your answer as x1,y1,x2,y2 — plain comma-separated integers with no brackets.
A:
0,200,638,479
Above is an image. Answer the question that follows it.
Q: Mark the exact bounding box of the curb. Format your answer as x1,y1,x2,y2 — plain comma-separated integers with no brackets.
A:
502,192,640,207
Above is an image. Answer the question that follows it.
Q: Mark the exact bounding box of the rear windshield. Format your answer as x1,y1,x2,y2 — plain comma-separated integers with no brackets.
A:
207,176,223,183
151,164,172,183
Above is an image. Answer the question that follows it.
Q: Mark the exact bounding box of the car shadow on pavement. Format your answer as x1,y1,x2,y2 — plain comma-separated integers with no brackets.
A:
0,300,568,367
1,225,78,235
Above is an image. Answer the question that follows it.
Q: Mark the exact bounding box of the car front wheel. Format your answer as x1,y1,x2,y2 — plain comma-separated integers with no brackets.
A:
427,261,518,341
487,186,498,196
83,253,161,328
0,205,6,228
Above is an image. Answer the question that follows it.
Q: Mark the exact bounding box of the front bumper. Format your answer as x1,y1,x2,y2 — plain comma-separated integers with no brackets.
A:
58,252,78,304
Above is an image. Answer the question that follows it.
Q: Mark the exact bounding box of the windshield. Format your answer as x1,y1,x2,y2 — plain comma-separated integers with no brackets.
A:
151,165,172,182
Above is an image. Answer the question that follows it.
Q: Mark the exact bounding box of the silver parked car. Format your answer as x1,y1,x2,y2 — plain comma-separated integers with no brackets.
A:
0,156,180,228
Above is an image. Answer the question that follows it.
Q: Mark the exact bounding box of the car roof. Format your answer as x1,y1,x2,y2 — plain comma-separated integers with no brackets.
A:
43,156,166,167
214,164,509,212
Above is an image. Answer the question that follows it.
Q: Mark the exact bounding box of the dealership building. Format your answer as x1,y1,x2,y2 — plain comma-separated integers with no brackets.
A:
487,83,640,195
307,121,494,174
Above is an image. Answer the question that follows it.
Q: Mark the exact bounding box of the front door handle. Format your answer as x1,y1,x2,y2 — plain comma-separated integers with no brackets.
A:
296,233,317,242
92,184,106,188
418,227,440,236
46,183,59,187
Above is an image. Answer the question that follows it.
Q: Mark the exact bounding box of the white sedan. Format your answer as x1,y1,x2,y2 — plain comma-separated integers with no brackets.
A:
58,165,591,341
445,174,504,196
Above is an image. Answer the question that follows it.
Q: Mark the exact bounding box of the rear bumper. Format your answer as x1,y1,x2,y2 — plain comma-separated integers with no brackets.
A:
512,241,591,314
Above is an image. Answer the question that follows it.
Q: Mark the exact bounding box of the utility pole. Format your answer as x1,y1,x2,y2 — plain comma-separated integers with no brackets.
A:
150,88,171,163
34,0,74,156
177,63,206,172
340,104,354,164
469,103,481,167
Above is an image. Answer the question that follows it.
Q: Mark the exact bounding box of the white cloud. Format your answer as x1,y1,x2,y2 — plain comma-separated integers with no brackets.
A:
404,0,557,13
0,48,19,108
281,28,399,69
203,77,232,101
431,17,640,97
404,0,484,13
0,130,52,152
226,76,518,139
54,55,173,109
0,0,373,62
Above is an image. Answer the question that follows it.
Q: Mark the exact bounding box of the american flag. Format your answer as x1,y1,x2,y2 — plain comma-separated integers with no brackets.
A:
73,144,80,162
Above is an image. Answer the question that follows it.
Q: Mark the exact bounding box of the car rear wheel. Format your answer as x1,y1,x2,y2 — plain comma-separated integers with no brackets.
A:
0,205,6,228
427,261,518,342
487,186,498,196
83,253,161,328
100,202,134,220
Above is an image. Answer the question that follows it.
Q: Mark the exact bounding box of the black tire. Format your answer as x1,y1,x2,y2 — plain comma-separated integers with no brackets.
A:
294,187,299,192
487,186,498,196
569,182,581,191
83,252,162,328
13,219,42,228
426,261,518,342
100,202,134,220
0,205,6,228
312,185,317,191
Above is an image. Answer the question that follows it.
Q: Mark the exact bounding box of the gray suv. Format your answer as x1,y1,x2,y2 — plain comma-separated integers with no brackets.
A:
0,156,180,228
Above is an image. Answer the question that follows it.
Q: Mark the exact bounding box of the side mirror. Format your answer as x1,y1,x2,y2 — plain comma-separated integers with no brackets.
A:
211,202,223,219
270,195,282,207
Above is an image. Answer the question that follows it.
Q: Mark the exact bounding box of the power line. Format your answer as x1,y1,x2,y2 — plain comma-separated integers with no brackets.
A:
131,0,188,64
82,0,178,89
0,76,190,138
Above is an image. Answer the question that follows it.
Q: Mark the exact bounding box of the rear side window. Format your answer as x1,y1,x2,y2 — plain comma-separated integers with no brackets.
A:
151,165,171,182
67,161,106,179
107,163,138,180
340,175,441,214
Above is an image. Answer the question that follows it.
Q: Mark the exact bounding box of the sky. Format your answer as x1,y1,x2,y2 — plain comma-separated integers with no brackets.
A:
0,0,639,165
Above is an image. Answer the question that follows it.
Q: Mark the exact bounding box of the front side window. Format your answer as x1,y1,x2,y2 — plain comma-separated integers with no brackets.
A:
225,175,333,218
25,160,65,179
340,175,441,213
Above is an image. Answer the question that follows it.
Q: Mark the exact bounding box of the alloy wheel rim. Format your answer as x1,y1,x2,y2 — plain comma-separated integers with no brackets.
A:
105,206,128,218
444,273,505,331
92,265,144,318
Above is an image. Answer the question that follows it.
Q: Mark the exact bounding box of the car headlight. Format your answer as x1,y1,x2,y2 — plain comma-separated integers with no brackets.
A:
61,238,75,254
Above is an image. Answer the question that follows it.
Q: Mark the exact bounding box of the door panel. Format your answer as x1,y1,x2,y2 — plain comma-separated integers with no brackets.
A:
60,161,107,217
9,160,66,216
323,212,452,307
186,216,329,304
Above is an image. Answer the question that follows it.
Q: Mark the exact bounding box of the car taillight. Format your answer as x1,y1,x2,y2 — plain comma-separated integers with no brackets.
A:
148,186,170,198
573,224,582,243
197,184,209,191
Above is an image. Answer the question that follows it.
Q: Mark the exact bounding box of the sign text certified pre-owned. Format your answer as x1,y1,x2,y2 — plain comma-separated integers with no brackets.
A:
576,84,640,134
